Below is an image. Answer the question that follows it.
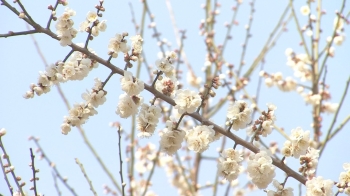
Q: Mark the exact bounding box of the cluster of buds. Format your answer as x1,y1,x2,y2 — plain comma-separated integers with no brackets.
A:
247,104,277,141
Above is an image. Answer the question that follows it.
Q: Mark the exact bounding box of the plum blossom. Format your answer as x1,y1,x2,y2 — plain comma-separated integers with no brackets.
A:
137,103,162,138
266,179,294,196
174,89,201,114
56,7,77,46
247,151,275,189
185,125,215,153
217,148,243,182
282,127,310,158
306,176,333,196
155,76,178,98
299,147,319,176
338,163,350,194
121,70,144,96
116,93,142,118
227,100,252,131
159,120,185,155
108,33,130,58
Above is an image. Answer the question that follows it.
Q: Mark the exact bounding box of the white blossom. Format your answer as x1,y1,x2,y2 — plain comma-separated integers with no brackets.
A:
86,11,98,22
267,179,294,196
185,125,215,153
217,148,243,182
300,5,310,16
289,127,310,158
339,163,350,195
130,35,143,54
116,93,142,118
121,70,144,96
137,103,162,138
108,33,130,57
81,78,106,107
227,100,252,131
306,176,333,196
155,76,178,98
97,20,107,31
159,121,185,155
174,89,201,114
247,151,275,189
300,147,319,176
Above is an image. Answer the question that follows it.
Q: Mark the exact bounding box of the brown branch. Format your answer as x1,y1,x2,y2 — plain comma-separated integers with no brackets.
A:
29,148,38,196
0,30,37,38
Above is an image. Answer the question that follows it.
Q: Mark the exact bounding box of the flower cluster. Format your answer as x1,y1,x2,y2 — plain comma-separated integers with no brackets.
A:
55,7,78,46
217,148,243,182
226,100,252,131
155,76,178,98
285,49,312,82
115,94,142,118
299,147,319,176
185,125,215,153
282,127,310,158
121,70,144,96
337,163,350,194
266,179,294,196
247,151,275,189
134,143,157,174
306,176,333,196
116,70,144,119
155,51,177,77
159,120,185,155
108,33,130,58
247,104,277,140
130,35,143,61
79,11,107,37
174,89,201,114
23,48,98,99
61,78,106,135
259,71,297,92
137,103,162,138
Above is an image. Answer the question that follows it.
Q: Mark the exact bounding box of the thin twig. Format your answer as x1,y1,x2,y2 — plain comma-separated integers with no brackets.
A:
75,158,98,196
29,148,38,196
52,171,62,196
117,127,126,196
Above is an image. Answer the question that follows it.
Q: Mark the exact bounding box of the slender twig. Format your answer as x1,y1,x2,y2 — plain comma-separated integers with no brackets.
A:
237,0,255,76
29,148,38,196
175,152,195,194
0,30,37,38
52,171,62,196
0,138,14,195
0,137,25,196
75,158,98,196
117,127,126,196
77,127,122,193
141,149,160,196
319,75,350,157
46,0,60,29
102,71,115,89
288,0,310,58
31,138,78,196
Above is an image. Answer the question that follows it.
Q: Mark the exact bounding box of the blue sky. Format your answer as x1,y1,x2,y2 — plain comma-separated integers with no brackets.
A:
1,0,349,195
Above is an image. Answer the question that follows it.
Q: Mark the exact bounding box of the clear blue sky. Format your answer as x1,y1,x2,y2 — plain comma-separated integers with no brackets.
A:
1,0,349,195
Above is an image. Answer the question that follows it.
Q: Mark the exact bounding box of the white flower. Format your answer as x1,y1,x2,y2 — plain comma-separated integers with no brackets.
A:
61,123,71,135
91,26,99,37
339,163,350,194
86,11,98,22
116,93,142,118
217,148,243,182
185,125,215,153
300,147,319,176
306,176,333,196
108,33,130,55
300,5,310,16
159,126,185,155
289,127,310,158
0,128,6,137
137,103,162,138
155,56,175,77
334,16,344,30
155,76,178,98
247,151,275,189
322,102,339,114
121,70,144,96
97,20,107,32
227,100,252,130
267,179,294,196
82,89,106,107
79,20,89,31
130,35,143,54
174,89,201,114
